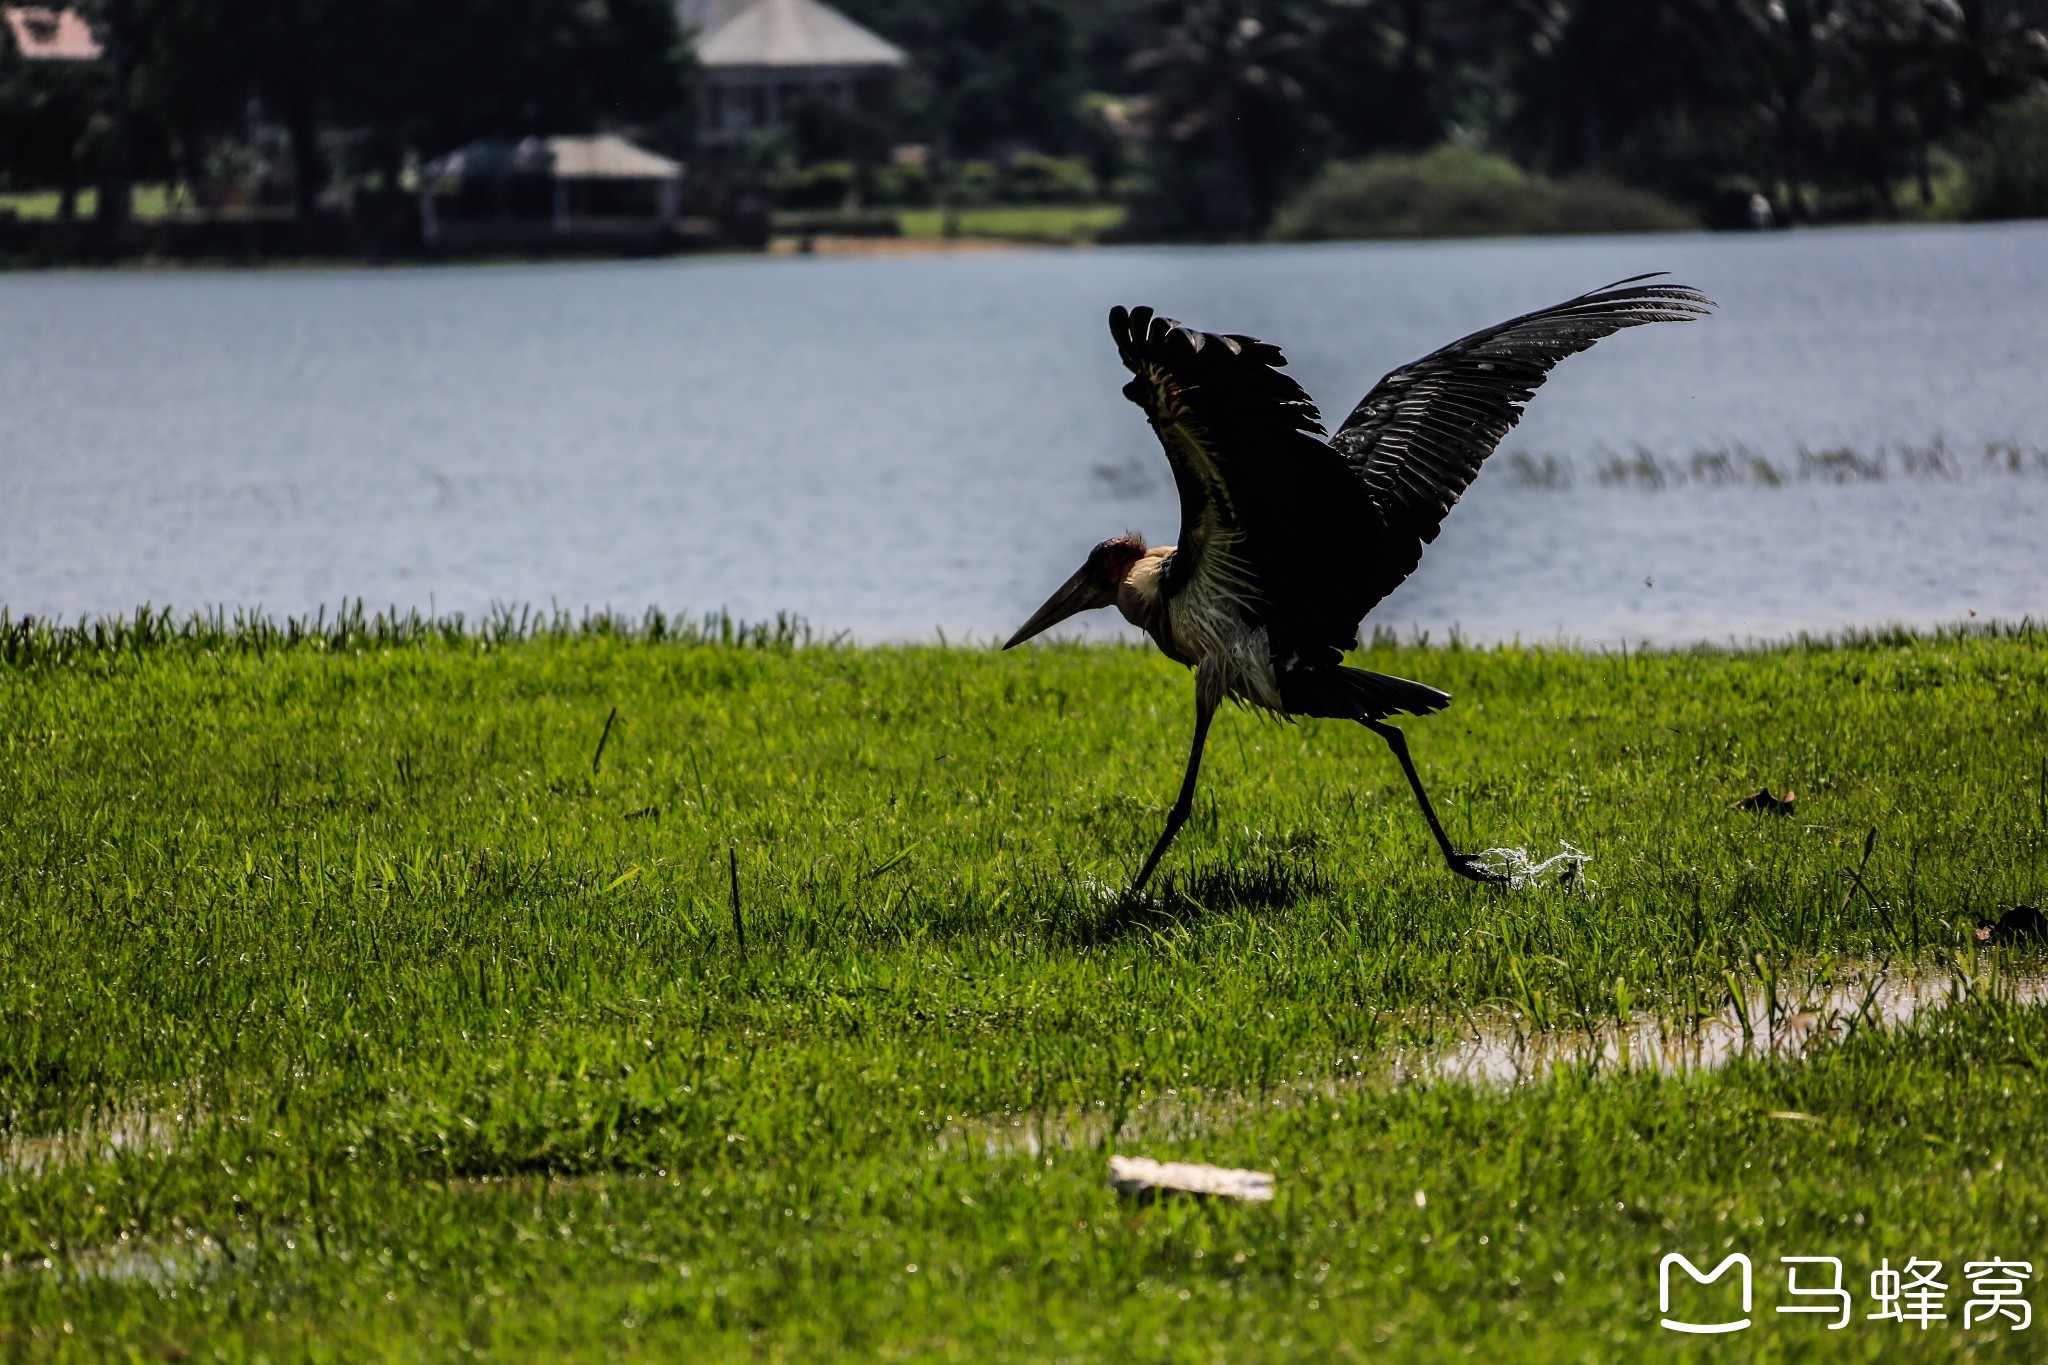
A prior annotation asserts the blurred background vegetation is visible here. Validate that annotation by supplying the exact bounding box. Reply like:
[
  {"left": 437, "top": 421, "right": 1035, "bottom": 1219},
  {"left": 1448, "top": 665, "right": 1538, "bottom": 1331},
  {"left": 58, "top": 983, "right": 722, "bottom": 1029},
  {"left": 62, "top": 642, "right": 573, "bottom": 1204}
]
[{"left": 3, "top": 0, "right": 2047, "bottom": 244}]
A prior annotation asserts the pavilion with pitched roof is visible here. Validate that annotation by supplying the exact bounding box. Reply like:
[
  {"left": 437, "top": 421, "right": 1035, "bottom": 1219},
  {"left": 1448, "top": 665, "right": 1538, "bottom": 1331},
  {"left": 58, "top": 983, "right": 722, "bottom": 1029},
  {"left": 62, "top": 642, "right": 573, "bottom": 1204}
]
[{"left": 679, "top": 0, "right": 905, "bottom": 148}]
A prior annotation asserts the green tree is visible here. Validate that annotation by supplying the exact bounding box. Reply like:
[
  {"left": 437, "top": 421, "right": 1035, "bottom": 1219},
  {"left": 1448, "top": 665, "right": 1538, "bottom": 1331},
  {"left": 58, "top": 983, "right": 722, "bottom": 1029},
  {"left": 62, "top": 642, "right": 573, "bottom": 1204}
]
[
  {"left": 839, "top": 0, "right": 1086, "bottom": 156},
  {"left": 130, "top": 0, "right": 689, "bottom": 216},
  {"left": 1128, "top": 0, "right": 1317, "bottom": 238}
]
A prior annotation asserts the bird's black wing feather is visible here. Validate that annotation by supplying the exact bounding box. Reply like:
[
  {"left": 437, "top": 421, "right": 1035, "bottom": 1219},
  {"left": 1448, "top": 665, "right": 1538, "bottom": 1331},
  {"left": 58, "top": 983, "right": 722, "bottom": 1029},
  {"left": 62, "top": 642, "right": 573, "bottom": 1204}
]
[
  {"left": 1330, "top": 274, "right": 1711, "bottom": 615},
  {"left": 1108, "top": 304, "right": 1376, "bottom": 659}
]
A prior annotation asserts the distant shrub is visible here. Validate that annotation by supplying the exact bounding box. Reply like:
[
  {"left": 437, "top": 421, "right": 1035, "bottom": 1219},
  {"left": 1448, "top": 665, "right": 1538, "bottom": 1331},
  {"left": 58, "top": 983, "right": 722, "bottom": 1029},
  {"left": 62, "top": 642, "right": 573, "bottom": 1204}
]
[
  {"left": 954, "top": 159, "right": 1001, "bottom": 205},
  {"left": 1962, "top": 94, "right": 2048, "bottom": 220},
  {"left": 767, "top": 161, "right": 857, "bottom": 211},
  {"left": 1269, "top": 146, "right": 1697, "bottom": 241},
  {"left": 1000, "top": 153, "right": 1098, "bottom": 204},
  {"left": 869, "top": 158, "right": 933, "bottom": 206}
]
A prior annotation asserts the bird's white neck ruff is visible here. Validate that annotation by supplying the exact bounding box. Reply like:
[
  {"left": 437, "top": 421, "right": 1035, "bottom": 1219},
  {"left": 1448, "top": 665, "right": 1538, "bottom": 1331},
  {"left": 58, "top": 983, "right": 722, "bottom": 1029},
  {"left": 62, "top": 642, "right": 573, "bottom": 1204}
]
[
  {"left": 1170, "top": 537, "right": 1283, "bottom": 711},
  {"left": 1116, "top": 541, "right": 1282, "bottom": 710}
]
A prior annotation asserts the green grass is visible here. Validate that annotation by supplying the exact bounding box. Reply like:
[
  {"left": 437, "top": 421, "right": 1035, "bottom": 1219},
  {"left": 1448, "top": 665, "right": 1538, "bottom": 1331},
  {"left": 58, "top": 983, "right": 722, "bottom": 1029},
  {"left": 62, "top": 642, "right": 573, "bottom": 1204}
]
[
  {"left": 0, "top": 184, "right": 179, "bottom": 221},
  {"left": 897, "top": 203, "right": 1127, "bottom": 243},
  {"left": 3, "top": 607, "right": 2046, "bottom": 1360}
]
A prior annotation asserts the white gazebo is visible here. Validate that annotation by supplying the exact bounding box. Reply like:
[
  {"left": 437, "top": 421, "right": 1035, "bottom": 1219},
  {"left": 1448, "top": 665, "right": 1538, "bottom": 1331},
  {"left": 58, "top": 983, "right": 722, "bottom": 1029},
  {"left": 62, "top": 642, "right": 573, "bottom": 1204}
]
[{"left": 680, "top": 0, "right": 906, "bottom": 147}]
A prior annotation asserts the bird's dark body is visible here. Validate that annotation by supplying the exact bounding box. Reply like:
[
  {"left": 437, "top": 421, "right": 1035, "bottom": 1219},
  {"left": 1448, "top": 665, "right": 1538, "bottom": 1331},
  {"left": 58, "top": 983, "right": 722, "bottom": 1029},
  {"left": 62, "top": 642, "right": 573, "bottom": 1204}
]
[{"left": 1007, "top": 276, "right": 1712, "bottom": 892}]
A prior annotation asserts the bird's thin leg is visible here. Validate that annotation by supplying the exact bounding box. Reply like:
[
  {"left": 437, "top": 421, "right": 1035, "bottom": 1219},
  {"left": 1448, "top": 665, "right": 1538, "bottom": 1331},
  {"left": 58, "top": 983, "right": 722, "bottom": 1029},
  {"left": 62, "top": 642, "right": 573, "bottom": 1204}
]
[
  {"left": 1362, "top": 719, "right": 1507, "bottom": 886},
  {"left": 1129, "top": 660, "right": 1223, "bottom": 897}
]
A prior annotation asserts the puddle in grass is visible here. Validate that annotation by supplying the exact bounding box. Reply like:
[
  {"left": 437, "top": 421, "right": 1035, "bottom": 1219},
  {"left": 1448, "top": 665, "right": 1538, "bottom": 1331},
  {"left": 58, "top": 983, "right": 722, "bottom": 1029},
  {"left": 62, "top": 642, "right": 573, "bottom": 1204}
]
[
  {"left": 3, "top": 1099, "right": 304, "bottom": 1290},
  {"left": 0, "top": 1098, "right": 202, "bottom": 1176},
  {"left": 4, "top": 1229, "right": 267, "bottom": 1289},
  {"left": 1399, "top": 959, "right": 2048, "bottom": 1087},
  {"left": 942, "top": 959, "right": 2048, "bottom": 1159}
]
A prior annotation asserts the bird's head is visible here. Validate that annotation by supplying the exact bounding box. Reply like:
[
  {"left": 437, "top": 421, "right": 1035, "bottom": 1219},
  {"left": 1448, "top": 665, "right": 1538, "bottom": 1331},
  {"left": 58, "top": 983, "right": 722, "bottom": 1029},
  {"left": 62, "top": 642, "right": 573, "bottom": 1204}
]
[{"left": 1004, "top": 533, "right": 1147, "bottom": 649}]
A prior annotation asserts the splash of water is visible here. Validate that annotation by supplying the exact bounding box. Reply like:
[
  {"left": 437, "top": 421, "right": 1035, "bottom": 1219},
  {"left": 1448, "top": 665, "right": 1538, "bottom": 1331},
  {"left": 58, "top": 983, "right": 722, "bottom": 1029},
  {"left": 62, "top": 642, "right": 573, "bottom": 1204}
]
[{"left": 1472, "top": 842, "right": 1591, "bottom": 891}]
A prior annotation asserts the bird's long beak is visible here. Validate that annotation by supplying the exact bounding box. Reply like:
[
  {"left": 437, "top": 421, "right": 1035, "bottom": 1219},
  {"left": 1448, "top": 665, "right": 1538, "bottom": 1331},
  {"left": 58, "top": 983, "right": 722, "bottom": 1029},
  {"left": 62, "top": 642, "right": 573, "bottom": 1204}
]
[{"left": 1004, "top": 566, "right": 1099, "bottom": 649}]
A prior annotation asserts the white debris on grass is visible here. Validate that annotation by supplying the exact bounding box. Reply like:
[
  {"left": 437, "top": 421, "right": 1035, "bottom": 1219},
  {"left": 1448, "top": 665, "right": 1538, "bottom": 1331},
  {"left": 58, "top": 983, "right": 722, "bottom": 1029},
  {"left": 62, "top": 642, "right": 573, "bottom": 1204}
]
[
  {"left": 1109, "top": 1155, "right": 1274, "bottom": 1202},
  {"left": 1472, "top": 841, "right": 1592, "bottom": 890}
]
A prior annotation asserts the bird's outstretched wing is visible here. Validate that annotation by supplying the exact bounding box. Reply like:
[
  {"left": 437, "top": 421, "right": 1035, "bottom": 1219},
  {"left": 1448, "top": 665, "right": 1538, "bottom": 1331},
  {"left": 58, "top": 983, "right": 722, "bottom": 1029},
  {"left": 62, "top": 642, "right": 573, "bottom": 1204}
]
[
  {"left": 1109, "top": 304, "right": 1378, "bottom": 659},
  {"left": 1331, "top": 274, "right": 1712, "bottom": 614}
]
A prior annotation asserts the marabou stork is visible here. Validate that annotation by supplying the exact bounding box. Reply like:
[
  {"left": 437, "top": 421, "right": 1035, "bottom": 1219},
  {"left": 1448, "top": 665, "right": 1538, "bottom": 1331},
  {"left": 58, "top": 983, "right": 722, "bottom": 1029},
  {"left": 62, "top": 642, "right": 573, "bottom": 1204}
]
[{"left": 1004, "top": 275, "right": 1712, "bottom": 894}]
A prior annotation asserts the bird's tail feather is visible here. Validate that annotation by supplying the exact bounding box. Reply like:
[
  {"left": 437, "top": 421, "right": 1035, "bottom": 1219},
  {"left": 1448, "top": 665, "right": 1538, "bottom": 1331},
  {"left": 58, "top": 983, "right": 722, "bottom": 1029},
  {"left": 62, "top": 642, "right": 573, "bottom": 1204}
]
[{"left": 1282, "top": 666, "right": 1450, "bottom": 721}]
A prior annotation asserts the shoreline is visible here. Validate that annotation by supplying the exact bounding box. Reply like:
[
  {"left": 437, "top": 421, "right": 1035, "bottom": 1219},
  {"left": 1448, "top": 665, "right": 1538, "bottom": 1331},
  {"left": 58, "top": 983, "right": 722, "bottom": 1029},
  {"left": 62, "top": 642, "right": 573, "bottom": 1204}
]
[
  {"left": 767, "top": 233, "right": 1058, "bottom": 257},
  {"left": 0, "top": 232, "right": 1070, "bottom": 272},
  {"left": 10, "top": 215, "right": 2040, "bottom": 272}
]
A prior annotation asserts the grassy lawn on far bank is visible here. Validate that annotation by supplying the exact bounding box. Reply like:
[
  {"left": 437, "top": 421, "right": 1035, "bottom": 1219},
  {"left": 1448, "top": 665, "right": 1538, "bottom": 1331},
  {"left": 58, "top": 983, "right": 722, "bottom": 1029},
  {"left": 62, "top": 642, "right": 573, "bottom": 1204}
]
[
  {"left": 2, "top": 611, "right": 2045, "bottom": 1360},
  {"left": 0, "top": 185, "right": 179, "bottom": 221},
  {"left": 896, "top": 202, "right": 1127, "bottom": 243}
]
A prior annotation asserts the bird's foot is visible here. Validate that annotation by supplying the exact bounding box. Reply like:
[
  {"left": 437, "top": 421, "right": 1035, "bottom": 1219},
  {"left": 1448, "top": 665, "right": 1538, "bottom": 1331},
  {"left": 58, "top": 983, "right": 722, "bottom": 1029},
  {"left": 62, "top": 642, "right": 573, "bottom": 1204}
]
[{"left": 1448, "top": 852, "right": 1511, "bottom": 886}]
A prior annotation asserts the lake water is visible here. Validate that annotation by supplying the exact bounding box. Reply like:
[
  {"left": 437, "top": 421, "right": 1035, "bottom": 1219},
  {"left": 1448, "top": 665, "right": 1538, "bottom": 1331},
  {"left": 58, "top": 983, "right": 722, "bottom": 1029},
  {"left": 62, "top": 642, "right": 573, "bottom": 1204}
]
[{"left": 3, "top": 222, "right": 2045, "bottom": 647}]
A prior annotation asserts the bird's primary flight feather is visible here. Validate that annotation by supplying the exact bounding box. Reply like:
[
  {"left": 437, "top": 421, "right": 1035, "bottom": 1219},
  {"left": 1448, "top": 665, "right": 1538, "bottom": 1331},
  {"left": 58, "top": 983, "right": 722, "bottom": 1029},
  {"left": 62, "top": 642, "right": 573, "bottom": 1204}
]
[{"left": 1331, "top": 274, "right": 1712, "bottom": 614}]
